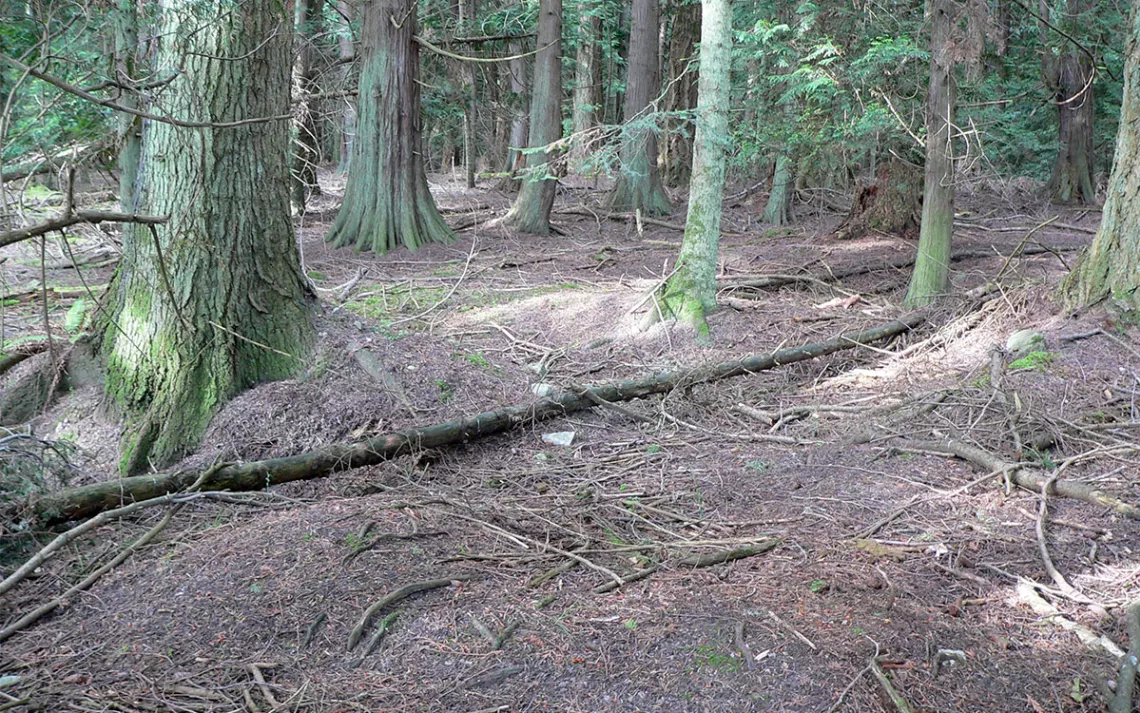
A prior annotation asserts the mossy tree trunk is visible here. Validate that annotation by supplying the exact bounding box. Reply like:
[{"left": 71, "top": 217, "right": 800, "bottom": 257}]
[
  {"left": 101, "top": 0, "right": 316, "bottom": 475},
  {"left": 501, "top": 0, "right": 562, "bottom": 235},
  {"left": 662, "top": 1, "right": 699, "bottom": 187},
  {"left": 112, "top": 0, "right": 141, "bottom": 213},
  {"left": 1062, "top": 5, "right": 1140, "bottom": 312},
  {"left": 292, "top": 0, "right": 323, "bottom": 213},
  {"left": 569, "top": 0, "right": 601, "bottom": 169},
  {"left": 762, "top": 153, "right": 794, "bottom": 225},
  {"left": 326, "top": 0, "right": 453, "bottom": 252},
  {"left": 905, "top": 0, "right": 957, "bottom": 307},
  {"left": 655, "top": 0, "right": 731, "bottom": 339},
  {"left": 607, "top": 0, "right": 671, "bottom": 216}
]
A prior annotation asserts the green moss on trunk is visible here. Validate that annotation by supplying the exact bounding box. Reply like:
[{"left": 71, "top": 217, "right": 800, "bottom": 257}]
[{"left": 101, "top": 0, "right": 315, "bottom": 474}]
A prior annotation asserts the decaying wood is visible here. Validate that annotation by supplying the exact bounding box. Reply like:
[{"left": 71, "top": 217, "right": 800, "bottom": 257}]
[
  {"left": 899, "top": 438, "right": 1140, "bottom": 519},
  {"left": 31, "top": 315, "right": 926, "bottom": 525},
  {"left": 0, "top": 342, "right": 48, "bottom": 377}
]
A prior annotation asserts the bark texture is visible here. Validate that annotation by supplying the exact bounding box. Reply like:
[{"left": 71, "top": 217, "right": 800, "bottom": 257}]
[
  {"left": 905, "top": 0, "right": 957, "bottom": 307},
  {"left": 36, "top": 314, "right": 925, "bottom": 526},
  {"left": 1062, "top": 5, "right": 1140, "bottom": 312},
  {"left": 662, "top": 1, "right": 699, "bottom": 187},
  {"left": 569, "top": 0, "right": 601, "bottom": 168},
  {"left": 336, "top": 0, "right": 357, "bottom": 173},
  {"left": 658, "top": 0, "right": 731, "bottom": 337},
  {"left": 501, "top": 0, "right": 562, "bottom": 234},
  {"left": 113, "top": 0, "right": 141, "bottom": 213},
  {"left": 608, "top": 0, "right": 671, "bottom": 216},
  {"left": 762, "top": 154, "right": 794, "bottom": 225},
  {"left": 1044, "top": 52, "right": 1096, "bottom": 205},
  {"left": 326, "top": 0, "right": 453, "bottom": 252},
  {"left": 101, "top": 0, "right": 315, "bottom": 474},
  {"left": 291, "top": 0, "right": 323, "bottom": 212}
]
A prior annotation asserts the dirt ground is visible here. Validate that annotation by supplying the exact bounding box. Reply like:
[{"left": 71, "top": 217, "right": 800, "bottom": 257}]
[{"left": 1, "top": 169, "right": 1138, "bottom": 712}]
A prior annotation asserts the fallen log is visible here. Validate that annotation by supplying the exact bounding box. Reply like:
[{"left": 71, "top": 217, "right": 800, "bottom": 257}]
[
  {"left": 720, "top": 244, "right": 1080, "bottom": 291},
  {"left": 30, "top": 314, "right": 926, "bottom": 525}
]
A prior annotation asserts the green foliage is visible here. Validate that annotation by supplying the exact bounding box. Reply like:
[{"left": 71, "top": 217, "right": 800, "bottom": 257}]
[
  {"left": 64, "top": 299, "right": 91, "bottom": 334},
  {"left": 1008, "top": 351, "right": 1057, "bottom": 371}
]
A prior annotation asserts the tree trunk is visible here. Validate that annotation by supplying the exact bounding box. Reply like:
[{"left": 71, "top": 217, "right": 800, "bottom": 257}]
[
  {"left": 762, "top": 154, "right": 794, "bottom": 225},
  {"left": 905, "top": 0, "right": 957, "bottom": 307},
  {"left": 655, "top": 0, "right": 731, "bottom": 339},
  {"left": 1045, "top": 52, "right": 1096, "bottom": 205},
  {"left": 101, "top": 0, "right": 316, "bottom": 474},
  {"left": 502, "top": 38, "right": 528, "bottom": 178},
  {"left": 1062, "top": 4, "right": 1140, "bottom": 312},
  {"left": 608, "top": 0, "right": 672, "bottom": 217},
  {"left": 569, "top": 0, "right": 601, "bottom": 169},
  {"left": 460, "top": 0, "right": 478, "bottom": 189},
  {"left": 112, "top": 0, "right": 141, "bottom": 213},
  {"left": 336, "top": 0, "right": 357, "bottom": 174},
  {"left": 501, "top": 0, "right": 562, "bottom": 235},
  {"left": 291, "top": 0, "right": 323, "bottom": 213},
  {"left": 662, "top": 1, "right": 699, "bottom": 187},
  {"left": 327, "top": 0, "right": 454, "bottom": 252}
]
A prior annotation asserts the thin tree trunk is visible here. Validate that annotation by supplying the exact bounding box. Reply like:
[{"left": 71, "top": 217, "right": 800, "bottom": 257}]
[
  {"left": 762, "top": 154, "right": 794, "bottom": 225},
  {"left": 570, "top": 0, "right": 601, "bottom": 169},
  {"left": 327, "top": 0, "right": 454, "bottom": 252},
  {"left": 662, "top": 1, "right": 699, "bottom": 187},
  {"left": 336, "top": 0, "right": 357, "bottom": 174},
  {"left": 292, "top": 0, "right": 322, "bottom": 213},
  {"left": 112, "top": 0, "right": 141, "bottom": 213},
  {"left": 654, "top": 0, "right": 731, "bottom": 339},
  {"left": 608, "top": 0, "right": 671, "bottom": 217},
  {"left": 905, "top": 0, "right": 957, "bottom": 307},
  {"left": 1062, "top": 3, "right": 1140, "bottom": 311},
  {"left": 503, "top": 39, "right": 528, "bottom": 177},
  {"left": 460, "top": 0, "right": 478, "bottom": 189},
  {"left": 101, "top": 0, "right": 316, "bottom": 474},
  {"left": 501, "top": 0, "right": 562, "bottom": 235}
]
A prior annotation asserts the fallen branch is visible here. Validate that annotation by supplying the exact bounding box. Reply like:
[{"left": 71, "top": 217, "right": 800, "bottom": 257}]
[
  {"left": 32, "top": 315, "right": 926, "bottom": 525},
  {"left": 0, "top": 210, "right": 168, "bottom": 250},
  {"left": 593, "top": 539, "right": 783, "bottom": 594},
  {"left": 870, "top": 657, "right": 916, "bottom": 713},
  {"left": 348, "top": 577, "right": 472, "bottom": 651},
  {"left": 1108, "top": 600, "right": 1140, "bottom": 713},
  {"left": 898, "top": 438, "right": 1140, "bottom": 520}
]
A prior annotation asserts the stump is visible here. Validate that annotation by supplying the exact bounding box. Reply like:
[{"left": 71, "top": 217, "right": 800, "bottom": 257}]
[{"left": 832, "top": 160, "right": 922, "bottom": 240}]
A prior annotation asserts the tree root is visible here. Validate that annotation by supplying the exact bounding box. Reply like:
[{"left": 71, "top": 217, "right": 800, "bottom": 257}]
[
  {"left": 593, "top": 539, "right": 782, "bottom": 594},
  {"left": 870, "top": 657, "right": 915, "bottom": 713},
  {"left": 32, "top": 314, "right": 927, "bottom": 526},
  {"left": 348, "top": 577, "right": 474, "bottom": 651}
]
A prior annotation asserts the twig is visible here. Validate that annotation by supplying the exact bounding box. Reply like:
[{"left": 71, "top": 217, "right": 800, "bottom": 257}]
[
  {"left": 869, "top": 657, "right": 915, "bottom": 713},
  {"left": 734, "top": 621, "right": 757, "bottom": 671},
  {"left": 825, "top": 643, "right": 878, "bottom": 713},
  {"left": 1036, "top": 474, "right": 1094, "bottom": 604},
  {"left": 248, "top": 664, "right": 280, "bottom": 708},
  {"left": 767, "top": 610, "right": 817, "bottom": 651},
  {"left": 348, "top": 577, "right": 473, "bottom": 651}
]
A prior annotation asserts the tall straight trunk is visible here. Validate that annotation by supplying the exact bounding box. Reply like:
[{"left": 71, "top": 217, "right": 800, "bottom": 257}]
[
  {"left": 327, "top": 0, "right": 453, "bottom": 252},
  {"left": 336, "top": 0, "right": 357, "bottom": 173},
  {"left": 102, "top": 0, "right": 315, "bottom": 474},
  {"left": 1045, "top": 52, "right": 1096, "bottom": 204},
  {"left": 501, "top": 0, "right": 562, "bottom": 235},
  {"left": 113, "top": 0, "right": 141, "bottom": 213},
  {"left": 292, "top": 0, "right": 322, "bottom": 213},
  {"left": 662, "top": 1, "right": 699, "bottom": 187},
  {"left": 460, "top": 0, "right": 478, "bottom": 189},
  {"left": 1062, "top": 4, "right": 1140, "bottom": 312},
  {"left": 608, "top": 0, "right": 671, "bottom": 217},
  {"left": 655, "top": 0, "right": 731, "bottom": 339},
  {"left": 569, "top": 0, "right": 601, "bottom": 168},
  {"left": 503, "top": 39, "right": 528, "bottom": 176},
  {"left": 905, "top": 0, "right": 957, "bottom": 307}
]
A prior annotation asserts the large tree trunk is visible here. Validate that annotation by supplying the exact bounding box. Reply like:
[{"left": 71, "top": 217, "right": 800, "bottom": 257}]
[
  {"left": 326, "top": 0, "right": 453, "bottom": 252},
  {"left": 905, "top": 0, "right": 957, "bottom": 307},
  {"left": 1062, "top": 4, "right": 1140, "bottom": 311},
  {"left": 608, "top": 0, "right": 671, "bottom": 217},
  {"left": 101, "top": 0, "right": 316, "bottom": 475},
  {"left": 112, "top": 0, "right": 141, "bottom": 213},
  {"left": 569, "top": 0, "right": 601, "bottom": 169},
  {"left": 655, "top": 0, "right": 731, "bottom": 339},
  {"left": 1044, "top": 51, "right": 1096, "bottom": 205},
  {"left": 291, "top": 0, "right": 323, "bottom": 213},
  {"left": 501, "top": 0, "right": 562, "bottom": 235},
  {"left": 662, "top": 1, "right": 699, "bottom": 187},
  {"left": 762, "top": 153, "right": 794, "bottom": 225}
]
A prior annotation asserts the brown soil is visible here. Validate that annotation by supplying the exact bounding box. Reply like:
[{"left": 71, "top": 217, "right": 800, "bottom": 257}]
[{"left": 0, "top": 171, "right": 1136, "bottom": 713}]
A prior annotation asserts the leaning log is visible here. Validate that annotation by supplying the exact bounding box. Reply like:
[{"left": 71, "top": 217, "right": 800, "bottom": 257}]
[{"left": 31, "top": 314, "right": 925, "bottom": 525}]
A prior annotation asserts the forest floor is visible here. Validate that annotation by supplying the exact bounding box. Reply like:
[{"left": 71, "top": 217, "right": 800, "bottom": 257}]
[{"left": 1, "top": 169, "right": 1138, "bottom": 712}]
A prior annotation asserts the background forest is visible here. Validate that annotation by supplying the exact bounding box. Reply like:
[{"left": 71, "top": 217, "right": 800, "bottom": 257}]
[{"left": 1, "top": 0, "right": 1140, "bottom": 711}]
